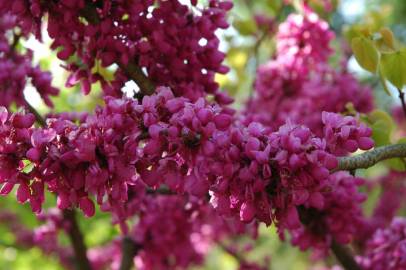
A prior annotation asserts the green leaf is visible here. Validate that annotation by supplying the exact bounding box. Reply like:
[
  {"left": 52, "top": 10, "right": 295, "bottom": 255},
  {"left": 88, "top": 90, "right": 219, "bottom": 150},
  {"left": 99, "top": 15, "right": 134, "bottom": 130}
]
[
  {"left": 368, "top": 110, "right": 395, "bottom": 147},
  {"left": 233, "top": 19, "right": 257, "bottom": 36},
  {"left": 385, "top": 137, "right": 406, "bottom": 171},
  {"left": 266, "top": 0, "right": 283, "bottom": 13},
  {"left": 378, "top": 68, "right": 392, "bottom": 96},
  {"left": 375, "top": 27, "right": 397, "bottom": 53},
  {"left": 380, "top": 28, "right": 395, "bottom": 49},
  {"left": 351, "top": 36, "right": 380, "bottom": 73},
  {"left": 380, "top": 49, "right": 406, "bottom": 89}
]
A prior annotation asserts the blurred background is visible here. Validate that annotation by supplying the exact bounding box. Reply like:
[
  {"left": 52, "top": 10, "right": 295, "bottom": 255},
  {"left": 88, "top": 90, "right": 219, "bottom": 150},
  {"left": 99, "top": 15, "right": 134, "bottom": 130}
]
[{"left": 1, "top": 0, "right": 405, "bottom": 269}]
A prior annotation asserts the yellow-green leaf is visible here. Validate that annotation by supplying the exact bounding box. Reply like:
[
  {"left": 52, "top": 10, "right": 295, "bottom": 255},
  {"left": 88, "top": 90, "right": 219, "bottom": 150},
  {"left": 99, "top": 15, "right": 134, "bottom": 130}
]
[
  {"left": 380, "top": 49, "right": 406, "bottom": 89},
  {"left": 380, "top": 27, "right": 395, "bottom": 49},
  {"left": 386, "top": 137, "right": 406, "bottom": 171},
  {"left": 368, "top": 110, "right": 395, "bottom": 147},
  {"left": 375, "top": 27, "right": 397, "bottom": 53},
  {"left": 378, "top": 68, "right": 392, "bottom": 96},
  {"left": 351, "top": 36, "right": 380, "bottom": 73},
  {"left": 233, "top": 19, "right": 257, "bottom": 36},
  {"left": 266, "top": 0, "right": 283, "bottom": 13}
]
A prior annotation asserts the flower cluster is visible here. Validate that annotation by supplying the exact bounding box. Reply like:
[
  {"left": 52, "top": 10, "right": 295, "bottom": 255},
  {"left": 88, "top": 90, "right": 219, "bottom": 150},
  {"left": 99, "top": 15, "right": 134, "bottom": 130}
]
[
  {"left": 0, "top": 208, "right": 72, "bottom": 268},
  {"left": 322, "top": 112, "right": 374, "bottom": 156},
  {"left": 135, "top": 88, "right": 234, "bottom": 197},
  {"left": 3, "top": 0, "right": 232, "bottom": 100},
  {"left": 0, "top": 14, "right": 58, "bottom": 109},
  {"left": 0, "top": 86, "right": 236, "bottom": 223},
  {"left": 1, "top": 88, "right": 374, "bottom": 248},
  {"left": 359, "top": 217, "right": 406, "bottom": 270},
  {"left": 269, "top": 123, "right": 338, "bottom": 232},
  {"left": 0, "top": 1, "right": 43, "bottom": 38},
  {"left": 245, "top": 10, "right": 373, "bottom": 136},
  {"left": 0, "top": 108, "right": 40, "bottom": 210},
  {"left": 289, "top": 172, "right": 367, "bottom": 256},
  {"left": 131, "top": 196, "right": 209, "bottom": 270},
  {"left": 369, "top": 172, "right": 406, "bottom": 230},
  {"left": 246, "top": 63, "right": 373, "bottom": 137},
  {"left": 276, "top": 8, "right": 334, "bottom": 71},
  {"left": 357, "top": 171, "right": 406, "bottom": 246},
  {"left": 85, "top": 194, "right": 260, "bottom": 270},
  {"left": 209, "top": 112, "right": 370, "bottom": 250},
  {"left": 208, "top": 122, "right": 274, "bottom": 225},
  {"left": 392, "top": 106, "right": 406, "bottom": 136},
  {"left": 203, "top": 112, "right": 370, "bottom": 255},
  {"left": 0, "top": 1, "right": 388, "bottom": 269}
]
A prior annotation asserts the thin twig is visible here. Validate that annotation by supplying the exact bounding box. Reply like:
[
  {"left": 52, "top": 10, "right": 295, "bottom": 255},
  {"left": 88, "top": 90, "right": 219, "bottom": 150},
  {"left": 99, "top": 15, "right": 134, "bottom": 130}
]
[
  {"left": 79, "top": 1, "right": 100, "bottom": 24},
  {"left": 397, "top": 88, "right": 406, "bottom": 119},
  {"left": 25, "top": 101, "right": 46, "bottom": 126},
  {"left": 119, "top": 237, "right": 141, "bottom": 270},
  {"left": 298, "top": 207, "right": 361, "bottom": 270},
  {"left": 335, "top": 143, "right": 406, "bottom": 171},
  {"left": 63, "top": 210, "right": 93, "bottom": 270},
  {"left": 331, "top": 240, "right": 362, "bottom": 270},
  {"left": 118, "top": 62, "right": 155, "bottom": 96}
]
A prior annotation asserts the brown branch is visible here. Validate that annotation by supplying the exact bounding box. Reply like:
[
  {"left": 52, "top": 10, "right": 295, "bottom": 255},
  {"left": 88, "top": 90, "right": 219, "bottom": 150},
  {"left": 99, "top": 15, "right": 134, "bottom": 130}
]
[
  {"left": 79, "top": 1, "right": 155, "bottom": 96},
  {"left": 24, "top": 103, "right": 92, "bottom": 270},
  {"left": 335, "top": 143, "right": 406, "bottom": 171},
  {"left": 63, "top": 210, "right": 93, "bottom": 270},
  {"left": 331, "top": 240, "right": 362, "bottom": 270},
  {"left": 79, "top": 2, "right": 100, "bottom": 24},
  {"left": 118, "top": 62, "right": 155, "bottom": 96},
  {"left": 297, "top": 207, "right": 361, "bottom": 270},
  {"left": 25, "top": 101, "right": 46, "bottom": 126},
  {"left": 397, "top": 88, "right": 406, "bottom": 119},
  {"left": 119, "top": 237, "right": 141, "bottom": 270}
]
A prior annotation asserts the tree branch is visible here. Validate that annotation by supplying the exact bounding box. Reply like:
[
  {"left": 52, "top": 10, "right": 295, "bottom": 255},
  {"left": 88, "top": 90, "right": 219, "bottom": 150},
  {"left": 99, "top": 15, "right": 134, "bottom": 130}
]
[
  {"left": 63, "top": 210, "right": 93, "bottom": 270},
  {"left": 331, "top": 240, "right": 362, "bottom": 270},
  {"left": 335, "top": 143, "right": 406, "bottom": 171},
  {"left": 25, "top": 101, "right": 46, "bottom": 126},
  {"left": 79, "top": 2, "right": 100, "bottom": 25},
  {"left": 118, "top": 63, "right": 155, "bottom": 96},
  {"left": 397, "top": 88, "right": 406, "bottom": 119},
  {"left": 24, "top": 103, "right": 92, "bottom": 270},
  {"left": 119, "top": 237, "right": 141, "bottom": 270},
  {"left": 80, "top": 1, "right": 155, "bottom": 96},
  {"left": 297, "top": 207, "right": 361, "bottom": 270}
]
